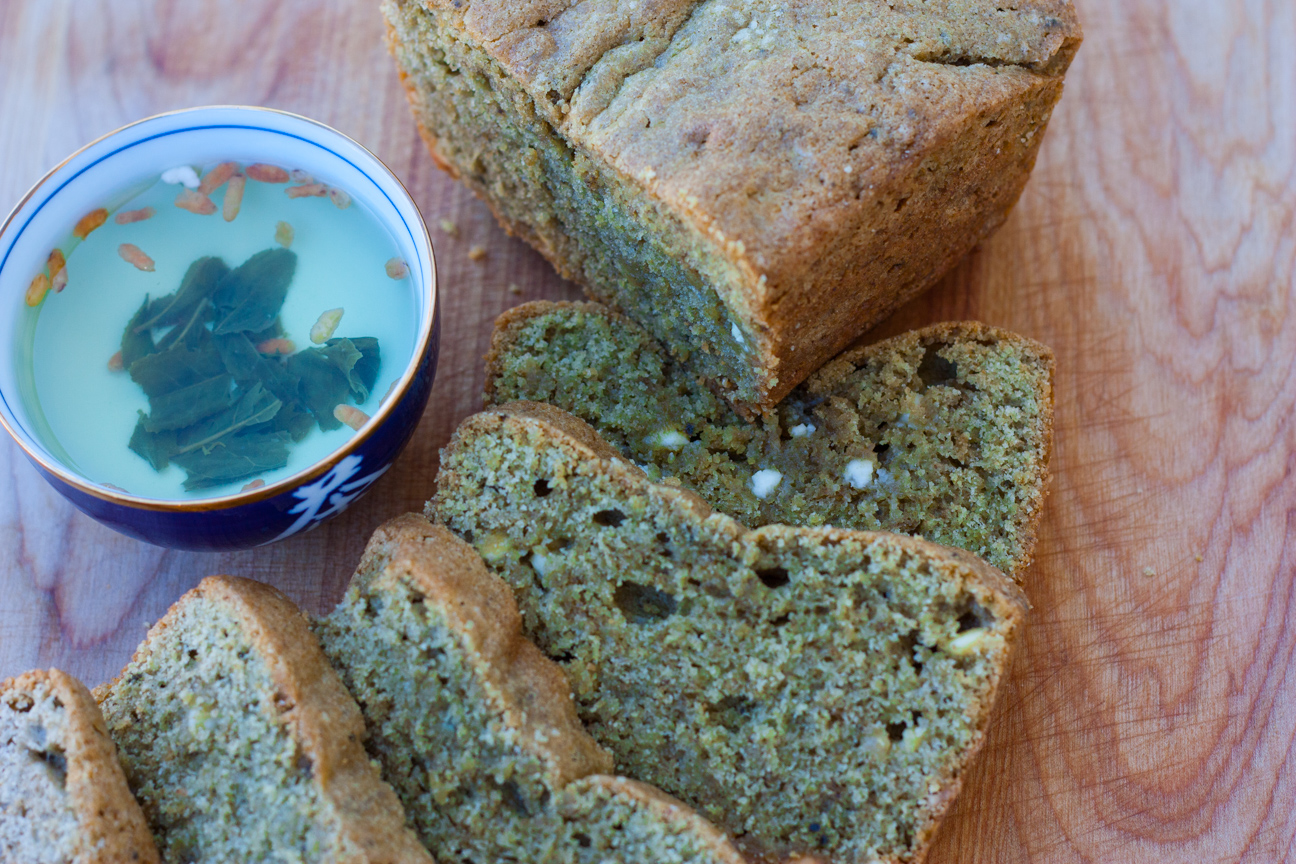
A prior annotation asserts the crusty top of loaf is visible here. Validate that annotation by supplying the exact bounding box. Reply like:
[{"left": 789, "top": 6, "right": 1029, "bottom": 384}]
[{"left": 420, "top": 0, "right": 1079, "bottom": 277}]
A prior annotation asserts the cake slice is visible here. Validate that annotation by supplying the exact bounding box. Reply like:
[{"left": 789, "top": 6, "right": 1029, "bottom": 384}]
[
  {"left": 485, "top": 301, "right": 1054, "bottom": 580},
  {"left": 95, "top": 576, "right": 432, "bottom": 864},
  {"left": 430, "top": 403, "right": 1028, "bottom": 864},
  {"left": 1, "top": 669, "right": 159, "bottom": 864},
  {"left": 385, "top": 0, "right": 1079, "bottom": 413},
  {"left": 315, "top": 513, "right": 748, "bottom": 864}
]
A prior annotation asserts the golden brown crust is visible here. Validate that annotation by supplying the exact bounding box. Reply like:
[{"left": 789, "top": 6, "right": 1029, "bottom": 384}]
[
  {"left": 355, "top": 513, "right": 615, "bottom": 783},
  {"left": 489, "top": 400, "right": 635, "bottom": 466},
  {"left": 98, "top": 577, "right": 433, "bottom": 864},
  {"left": 743, "top": 74, "right": 1072, "bottom": 409},
  {"left": 427, "top": 0, "right": 1081, "bottom": 272},
  {"left": 3, "top": 669, "right": 160, "bottom": 864},
  {"left": 397, "top": 0, "right": 1081, "bottom": 411}
]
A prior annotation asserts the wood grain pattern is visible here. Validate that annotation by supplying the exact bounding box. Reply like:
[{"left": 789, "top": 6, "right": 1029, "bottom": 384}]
[{"left": 1, "top": 1, "right": 1292, "bottom": 860}]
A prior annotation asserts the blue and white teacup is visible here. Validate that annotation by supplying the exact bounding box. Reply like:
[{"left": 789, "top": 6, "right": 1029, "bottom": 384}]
[{"left": 0, "top": 106, "right": 438, "bottom": 549}]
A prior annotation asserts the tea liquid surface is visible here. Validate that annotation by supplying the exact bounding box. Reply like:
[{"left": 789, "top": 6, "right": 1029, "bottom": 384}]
[{"left": 29, "top": 169, "right": 416, "bottom": 499}]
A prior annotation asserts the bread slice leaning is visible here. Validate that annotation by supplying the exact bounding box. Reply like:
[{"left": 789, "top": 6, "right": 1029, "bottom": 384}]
[
  {"left": 1, "top": 669, "right": 159, "bottom": 864},
  {"left": 315, "top": 513, "right": 749, "bottom": 864},
  {"left": 95, "top": 576, "right": 432, "bottom": 864},
  {"left": 430, "top": 402, "right": 1029, "bottom": 864},
  {"left": 484, "top": 301, "right": 1055, "bottom": 581}
]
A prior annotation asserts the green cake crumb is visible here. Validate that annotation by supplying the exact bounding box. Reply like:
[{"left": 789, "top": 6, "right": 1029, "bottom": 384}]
[
  {"left": 431, "top": 403, "right": 1028, "bottom": 864},
  {"left": 315, "top": 515, "right": 747, "bottom": 864},
  {"left": 485, "top": 302, "right": 1054, "bottom": 579}
]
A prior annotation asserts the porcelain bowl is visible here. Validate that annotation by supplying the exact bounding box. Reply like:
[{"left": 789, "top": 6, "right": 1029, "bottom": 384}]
[{"left": 0, "top": 106, "right": 438, "bottom": 549}]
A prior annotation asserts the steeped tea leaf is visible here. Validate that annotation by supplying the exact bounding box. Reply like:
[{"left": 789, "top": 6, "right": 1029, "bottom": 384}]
[
  {"left": 110, "top": 238, "right": 383, "bottom": 494},
  {"left": 212, "top": 248, "right": 296, "bottom": 335},
  {"left": 287, "top": 339, "right": 362, "bottom": 430},
  {"left": 215, "top": 331, "right": 304, "bottom": 412},
  {"left": 248, "top": 318, "right": 283, "bottom": 345},
  {"left": 175, "top": 383, "right": 282, "bottom": 455},
  {"left": 136, "top": 256, "right": 228, "bottom": 332},
  {"left": 174, "top": 432, "right": 291, "bottom": 490},
  {"left": 121, "top": 297, "right": 157, "bottom": 367},
  {"left": 288, "top": 357, "right": 349, "bottom": 430},
  {"left": 154, "top": 298, "right": 213, "bottom": 352},
  {"left": 256, "top": 359, "right": 304, "bottom": 409},
  {"left": 128, "top": 414, "right": 177, "bottom": 471},
  {"left": 333, "top": 336, "right": 380, "bottom": 402},
  {"left": 129, "top": 342, "right": 225, "bottom": 397},
  {"left": 272, "top": 401, "right": 315, "bottom": 442},
  {"left": 143, "top": 374, "right": 233, "bottom": 432},
  {"left": 214, "top": 331, "right": 262, "bottom": 381},
  {"left": 318, "top": 338, "right": 363, "bottom": 379}
]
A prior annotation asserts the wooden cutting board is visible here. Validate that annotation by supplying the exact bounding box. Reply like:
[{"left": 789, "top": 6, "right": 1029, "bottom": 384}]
[{"left": 1, "top": 1, "right": 1291, "bottom": 860}]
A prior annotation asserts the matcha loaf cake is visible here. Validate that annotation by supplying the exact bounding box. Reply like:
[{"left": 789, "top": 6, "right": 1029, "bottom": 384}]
[
  {"left": 316, "top": 513, "right": 749, "bottom": 864},
  {"left": 96, "top": 576, "right": 432, "bottom": 864},
  {"left": 430, "top": 403, "right": 1028, "bottom": 864},
  {"left": 486, "top": 301, "right": 1055, "bottom": 580},
  {"left": 1, "top": 669, "right": 159, "bottom": 864},
  {"left": 385, "top": 0, "right": 1080, "bottom": 414}
]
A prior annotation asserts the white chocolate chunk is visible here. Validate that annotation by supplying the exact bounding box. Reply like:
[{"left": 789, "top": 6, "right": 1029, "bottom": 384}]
[
  {"left": 478, "top": 531, "right": 513, "bottom": 564},
  {"left": 649, "top": 430, "right": 688, "bottom": 449},
  {"left": 946, "top": 628, "right": 988, "bottom": 656},
  {"left": 860, "top": 728, "right": 892, "bottom": 758},
  {"left": 844, "top": 459, "right": 875, "bottom": 489},
  {"left": 750, "top": 469, "right": 782, "bottom": 499}
]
